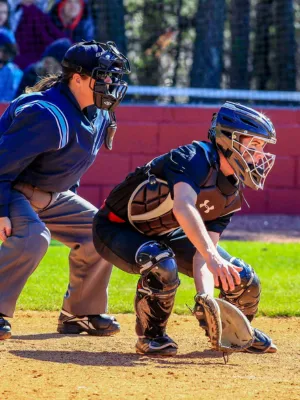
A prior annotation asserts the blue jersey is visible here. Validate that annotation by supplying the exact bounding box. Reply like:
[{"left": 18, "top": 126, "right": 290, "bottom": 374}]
[{"left": 0, "top": 82, "right": 109, "bottom": 217}]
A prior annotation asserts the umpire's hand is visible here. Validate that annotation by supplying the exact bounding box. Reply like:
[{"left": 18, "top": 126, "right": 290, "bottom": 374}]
[{"left": 0, "top": 217, "right": 12, "bottom": 241}]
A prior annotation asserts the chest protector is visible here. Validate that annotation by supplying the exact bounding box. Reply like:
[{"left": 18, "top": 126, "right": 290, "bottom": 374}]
[{"left": 128, "top": 142, "right": 242, "bottom": 236}]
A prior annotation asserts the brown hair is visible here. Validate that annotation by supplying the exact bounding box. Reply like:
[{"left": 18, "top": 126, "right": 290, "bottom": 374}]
[{"left": 25, "top": 68, "right": 89, "bottom": 93}]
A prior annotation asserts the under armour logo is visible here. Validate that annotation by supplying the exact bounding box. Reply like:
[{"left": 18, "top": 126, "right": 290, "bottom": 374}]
[{"left": 199, "top": 200, "right": 215, "bottom": 214}]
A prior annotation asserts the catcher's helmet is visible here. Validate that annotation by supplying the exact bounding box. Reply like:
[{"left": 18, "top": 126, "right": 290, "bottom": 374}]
[
  {"left": 61, "top": 40, "right": 131, "bottom": 111},
  {"left": 208, "top": 102, "right": 276, "bottom": 190}
]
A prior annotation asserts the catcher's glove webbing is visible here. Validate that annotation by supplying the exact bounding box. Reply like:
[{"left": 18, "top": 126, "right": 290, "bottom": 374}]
[{"left": 194, "top": 293, "right": 255, "bottom": 355}]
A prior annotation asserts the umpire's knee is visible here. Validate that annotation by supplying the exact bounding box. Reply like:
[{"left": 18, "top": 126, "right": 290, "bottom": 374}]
[
  {"left": 70, "top": 239, "right": 103, "bottom": 266},
  {"left": 23, "top": 222, "right": 51, "bottom": 262}
]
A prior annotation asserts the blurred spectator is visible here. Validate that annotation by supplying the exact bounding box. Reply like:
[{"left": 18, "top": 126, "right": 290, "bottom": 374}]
[
  {"left": 0, "top": 0, "right": 11, "bottom": 29},
  {"left": 16, "top": 37, "right": 72, "bottom": 96},
  {"left": 0, "top": 28, "right": 23, "bottom": 101},
  {"left": 49, "top": 0, "right": 94, "bottom": 42},
  {"left": 34, "top": 0, "right": 50, "bottom": 12},
  {"left": 8, "top": 0, "right": 50, "bottom": 15},
  {"left": 13, "top": 0, "right": 65, "bottom": 70}
]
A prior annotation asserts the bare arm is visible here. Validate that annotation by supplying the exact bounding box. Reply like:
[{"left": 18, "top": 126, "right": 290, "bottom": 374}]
[
  {"left": 193, "top": 232, "right": 220, "bottom": 296},
  {"left": 173, "top": 182, "right": 241, "bottom": 291}
]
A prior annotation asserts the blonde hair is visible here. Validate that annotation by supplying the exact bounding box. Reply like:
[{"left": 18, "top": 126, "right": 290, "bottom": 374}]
[{"left": 25, "top": 69, "right": 89, "bottom": 93}]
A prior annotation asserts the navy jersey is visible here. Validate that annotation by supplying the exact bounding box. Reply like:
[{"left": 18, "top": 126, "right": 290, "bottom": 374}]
[
  {"left": 105, "top": 141, "right": 242, "bottom": 235},
  {"left": 0, "top": 82, "right": 109, "bottom": 216}
]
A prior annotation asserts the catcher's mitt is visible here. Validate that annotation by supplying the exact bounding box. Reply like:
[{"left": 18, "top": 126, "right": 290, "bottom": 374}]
[{"left": 194, "top": 293, "right": 254, "bottom": 354}]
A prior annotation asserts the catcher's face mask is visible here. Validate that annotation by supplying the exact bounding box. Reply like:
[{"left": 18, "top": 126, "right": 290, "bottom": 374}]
[
  {"left": 228, "top": 133, "right": 276, "bottom": 190},
  {"left": 208, "top": 101, "right": 276, "bottom": 190}
]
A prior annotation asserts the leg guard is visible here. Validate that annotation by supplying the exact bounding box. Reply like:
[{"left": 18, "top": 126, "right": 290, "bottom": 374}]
[
  {"left": 217, "top": 246, "right": 261, "bottom": 322},
  {"left": 134, "top": 241, "right": 180, "bottom": 339}
]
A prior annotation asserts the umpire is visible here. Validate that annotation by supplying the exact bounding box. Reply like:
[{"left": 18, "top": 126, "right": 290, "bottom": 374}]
[{"left": 0, "top": 40, "right": 130, "bottom": 339}]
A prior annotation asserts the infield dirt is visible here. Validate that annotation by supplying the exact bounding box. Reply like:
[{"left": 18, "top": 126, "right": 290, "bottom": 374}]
[{"left": 0, "top": 312, "right": 299, "bottom": 400}]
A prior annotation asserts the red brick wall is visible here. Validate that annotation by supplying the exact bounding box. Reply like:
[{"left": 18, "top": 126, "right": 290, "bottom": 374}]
[{"left": 1, "top": 103, "right": 299, "bottom": 214}]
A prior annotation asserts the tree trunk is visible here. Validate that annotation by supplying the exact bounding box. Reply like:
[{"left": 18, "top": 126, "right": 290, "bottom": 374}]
[
  {"left": 90, "top": 0, "right": 127, "bottom": 55},
  {"left": 137, "top": 1, "right": 165, "bottom": 86},
  {"left": 190, "top": 0, "right": 226, "bottom": 89},
  {"left": 229, "top": 0, "right": 250, "bottom": 89},
  {"left": 273, "top": 0, "right": 296, "bottom": 91},
  {"left": 253, "top": 0, "right": 273, "bottom": 90},
  {"left": 172, "top": 0, "right": 184, "bottom": 87}
]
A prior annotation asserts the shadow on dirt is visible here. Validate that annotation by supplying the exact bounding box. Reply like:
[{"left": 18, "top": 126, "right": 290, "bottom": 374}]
[
  {"left": 12, "top": 333, "right": 65, "bottom": 340},
  {"left": 10, "top": 349, "right": 231, "bottom": 367}
]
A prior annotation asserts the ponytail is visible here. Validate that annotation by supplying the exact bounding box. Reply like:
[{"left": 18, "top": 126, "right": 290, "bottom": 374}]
[
  {"left": 24, "top": 67, "right": 88, "bottom": 94},
  {"left": 25, "top": 74, "right": 62, "bottom": 93}
]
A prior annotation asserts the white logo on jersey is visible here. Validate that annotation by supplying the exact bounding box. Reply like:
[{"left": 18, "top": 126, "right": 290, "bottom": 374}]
[{"left": 199, "top": 200, "right": 215, "bottom": 214}]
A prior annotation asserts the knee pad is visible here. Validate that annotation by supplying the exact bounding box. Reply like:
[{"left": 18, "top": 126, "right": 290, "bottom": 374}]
[
  {"left": 135, "top": 241, "right": 180, "bottom": 295},
  {"left": 220, "top": 257, "right": 261, "bottom": 320}
]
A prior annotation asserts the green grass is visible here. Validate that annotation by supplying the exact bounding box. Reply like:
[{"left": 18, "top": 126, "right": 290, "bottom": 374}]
[{"left": 16, "top": 241, "right": 300, "bottom": 317}]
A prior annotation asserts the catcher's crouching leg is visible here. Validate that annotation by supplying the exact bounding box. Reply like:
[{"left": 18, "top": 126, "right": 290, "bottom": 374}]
[
  {"left": 134, "top": 242, "right": 180, "bottom": 356},
  {"left": 217, "top": 246, "right": 277, "bottom": 353}
]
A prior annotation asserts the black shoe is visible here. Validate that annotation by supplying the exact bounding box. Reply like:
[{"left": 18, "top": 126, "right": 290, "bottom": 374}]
[
  {"left": 0, "top": 316, "right": 11, "bottom": 340},
  {"left": 57, "top": 310, "right": 120, "bottom": 336},
  {"left": 244, "top": 328, "right": 277, "bottom": 353},
  {"left": 136, "top": 335, "right": 178, "bottom": 357}
]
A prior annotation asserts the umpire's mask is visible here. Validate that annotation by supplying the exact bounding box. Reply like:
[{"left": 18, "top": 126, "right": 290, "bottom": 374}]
[{"left": 62, "top": 40, "right": 131, "bottom": 111}]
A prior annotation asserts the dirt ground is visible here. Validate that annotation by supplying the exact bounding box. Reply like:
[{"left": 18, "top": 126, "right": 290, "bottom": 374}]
[
  {"left": 0, "top": 313, "right": 299, "bottom": 400},
  {"left": 1, "top": 215, "right": 299, "bottom": 400},
  {"left": 222, "top": 215, "right": 300, "bottom": 243}
]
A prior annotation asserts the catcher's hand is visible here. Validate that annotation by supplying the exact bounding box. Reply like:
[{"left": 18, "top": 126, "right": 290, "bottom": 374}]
[{"left": 194, "top": 293, "right": 254, "bottom": 353}]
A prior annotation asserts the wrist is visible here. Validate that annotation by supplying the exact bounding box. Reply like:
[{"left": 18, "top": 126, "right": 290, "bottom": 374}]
[{"left": 203, "top": 248, "right": 218, "bottom": 264}]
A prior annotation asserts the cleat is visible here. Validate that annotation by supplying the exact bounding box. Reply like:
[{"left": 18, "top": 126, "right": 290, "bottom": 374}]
[
  {"left": 57, "top": 310, "right": 120, "bottom": 336},
  {"left": 136, "top": 335, "right": 178, "bottom": 357},
  {"left": 244, "top": 328, "right": 277, "bottom": 354},
  {"left": 0, "top": 316, "right": 11, "bottom": 340}
]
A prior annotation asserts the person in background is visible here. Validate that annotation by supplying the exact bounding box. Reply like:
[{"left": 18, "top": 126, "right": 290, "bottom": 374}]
[
  {"left": 0, "top": 0, "right": 11, "bottom": 30},
  {"left": 49, "top": 0, "right": 94, "bottom": 43},
  {"left": 13, "top": 0, "right": 65, "bottom": 70},
  {"left": 0, "top": 28, "right": 23, "bottom": 101},
  {"left": 8, "top": 0, "right": 49, "bottom": 15},
  {"left": 16, "top": 37, "right": 72, "bottom": 96}
]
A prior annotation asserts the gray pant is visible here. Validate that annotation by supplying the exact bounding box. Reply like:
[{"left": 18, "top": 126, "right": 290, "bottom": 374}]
[{"left": 0, "top": 190, "right": 113, "bottom": 317}]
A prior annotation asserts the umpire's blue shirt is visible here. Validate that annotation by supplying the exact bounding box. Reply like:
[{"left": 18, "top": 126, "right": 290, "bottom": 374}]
[{"left": 0, "top": 82, "right": 109, "bottom": 217}]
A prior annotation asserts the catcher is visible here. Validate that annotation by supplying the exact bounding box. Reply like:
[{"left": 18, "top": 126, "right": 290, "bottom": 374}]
[{"left": 93, "top": 102, "right": 277, "bottom": 356}]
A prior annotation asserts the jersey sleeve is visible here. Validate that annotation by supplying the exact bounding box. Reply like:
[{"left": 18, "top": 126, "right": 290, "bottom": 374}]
[
  {"left": 0, "top": 101, "right": 68, "bottom": 216},
  {"left": 205, "top": 212, "right": 234, "bottom": 235},
  {"left": 163, "top": 143, "right": 211, "bottom": 197}
]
